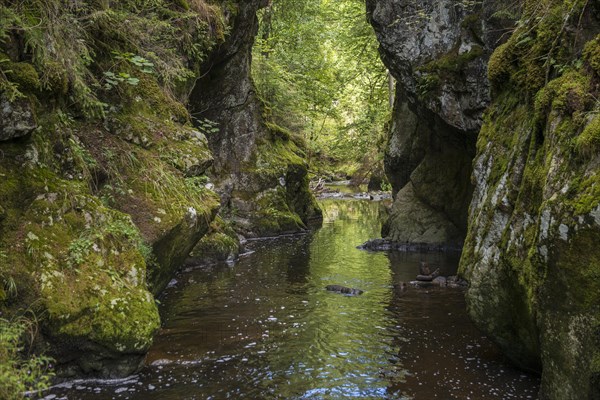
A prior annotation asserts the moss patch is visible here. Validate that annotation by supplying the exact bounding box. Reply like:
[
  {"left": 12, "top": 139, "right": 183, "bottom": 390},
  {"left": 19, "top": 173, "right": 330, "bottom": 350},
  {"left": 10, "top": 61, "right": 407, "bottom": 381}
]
[
  {"left": 190, "top": 216, "right": 241, "bottom": 263},
  {"left": 233, "top": 135, "right": 322, "bottom": 236}
]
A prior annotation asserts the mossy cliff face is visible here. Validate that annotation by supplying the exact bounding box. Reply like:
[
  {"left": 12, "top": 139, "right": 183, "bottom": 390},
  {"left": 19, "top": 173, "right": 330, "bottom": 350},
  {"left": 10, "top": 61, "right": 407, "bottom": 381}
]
[
  {"left": 0, "top": 0, "right": 230, "bottom": 377},
  {"left": 458, "top": 1, "right": 600, "bottom": 398},
  {"left": 367, "top": 0, "right": 515, "bottom": 246},
  {"left": 190, "top": 1, "right": 322, "bottom": 237},
  {"left": 370, "top": 0, "right": 600, "bottom": 397}
]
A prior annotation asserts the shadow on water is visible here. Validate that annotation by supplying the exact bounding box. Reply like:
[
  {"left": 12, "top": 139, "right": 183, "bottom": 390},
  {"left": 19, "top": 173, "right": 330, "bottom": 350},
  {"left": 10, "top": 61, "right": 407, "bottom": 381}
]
[{"left": 46, "top": 198, "right": 540, "bottom": 400}]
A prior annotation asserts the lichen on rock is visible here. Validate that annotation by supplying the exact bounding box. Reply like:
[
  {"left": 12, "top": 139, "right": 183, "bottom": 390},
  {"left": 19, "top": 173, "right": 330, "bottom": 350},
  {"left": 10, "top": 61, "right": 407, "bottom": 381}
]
[
  {"left": 370, "top": 0, "right": 600, "bottom": 397},
  {"left": 458, "top": 2, "right": 600, "bottom": 398},
  {"left": 190, "top": 0, "right": 322, "bottom": 237}
]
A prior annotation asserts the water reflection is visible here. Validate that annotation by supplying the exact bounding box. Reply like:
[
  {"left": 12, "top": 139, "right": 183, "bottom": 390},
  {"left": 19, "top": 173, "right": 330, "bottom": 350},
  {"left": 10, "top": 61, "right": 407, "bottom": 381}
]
[{"left": 45, "top": 199, "right": 539, "bottom": 399}]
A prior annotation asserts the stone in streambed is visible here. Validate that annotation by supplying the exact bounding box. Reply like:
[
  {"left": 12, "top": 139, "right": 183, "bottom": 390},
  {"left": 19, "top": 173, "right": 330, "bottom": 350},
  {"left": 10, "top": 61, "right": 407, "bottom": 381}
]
[{"left": 325, "top": 285, "right": 364, "bottom": 296}]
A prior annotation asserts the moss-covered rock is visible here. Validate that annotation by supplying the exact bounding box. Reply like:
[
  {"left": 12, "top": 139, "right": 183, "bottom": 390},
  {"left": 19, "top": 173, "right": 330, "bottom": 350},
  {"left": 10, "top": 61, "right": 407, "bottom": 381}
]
[
  {"left": 0, "top": 0, "right": 316, "bottom": 380},
  {"left": 223, "top": 137, "right": 322, "bottom": 237},
  {"left": 0, "top": 156, "right": 160, "bottom": 375},
  {"left": 583, "top": 34, "right": 600, "bottom": 75},
  {"left": 189, "top": 216, "right": 241, "bottom": 263},
  {"left": 4, "top": 61, "right": 40, "bottom": 92},
  {"left": 0, "top": 100, "right": 220, "bottom": 374},
  {"left": 0, "top": 0, "right": 235, "bottom": 377},
  {"left": 189, "top": 0, "right": 322, "bottom": 238},
  {"left": 460, "top": 3, "right": 600, "bottom": 396},
  {"left": 371, "top": 0, "right": 599, "bottom": 397}
]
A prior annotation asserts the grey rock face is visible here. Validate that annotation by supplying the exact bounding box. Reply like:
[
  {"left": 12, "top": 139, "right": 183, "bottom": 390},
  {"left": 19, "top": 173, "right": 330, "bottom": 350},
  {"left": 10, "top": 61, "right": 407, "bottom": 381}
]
[
  {"left": 0, "top": 95, "right": 37, "bottom": 141},
  {"left": 190, "top": 0, "right": 321, "bottom": 234},
  {"left": 367, "top": 0, "right": 493, "bottom": 132},
  {"left": 191, "top": 1, "right": 267, "bottom": 173},
  {"left": 366, "top": 0, "right": 507, "bottom": 246}
]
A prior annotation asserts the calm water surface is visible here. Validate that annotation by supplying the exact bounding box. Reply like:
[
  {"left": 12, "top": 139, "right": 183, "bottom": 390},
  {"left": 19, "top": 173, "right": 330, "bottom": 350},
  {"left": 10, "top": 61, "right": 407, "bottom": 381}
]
[{"left": 47, "top": 199, "right": 540, "bottom": 399}]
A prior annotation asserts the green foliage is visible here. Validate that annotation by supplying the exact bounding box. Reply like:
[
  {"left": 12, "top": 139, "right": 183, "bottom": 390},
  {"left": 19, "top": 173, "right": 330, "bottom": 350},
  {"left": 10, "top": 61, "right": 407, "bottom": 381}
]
[
  {"left": 252, "top": 0, "right": 390, "bottom": 172},
  {"left": 102, "top": 71, "right": 140, "bottom": 90},
  {"left": 0, "top": 0, "right": 227, "bottom": 117},
  {"left": 194, "top": 117, "right": 220, "bottom": 136},
  {"left": 487, "top": 0, "right": 589, "bottom": 94},
  {"left": 0, "top": 317, "right": 53, "bottom": 400}
]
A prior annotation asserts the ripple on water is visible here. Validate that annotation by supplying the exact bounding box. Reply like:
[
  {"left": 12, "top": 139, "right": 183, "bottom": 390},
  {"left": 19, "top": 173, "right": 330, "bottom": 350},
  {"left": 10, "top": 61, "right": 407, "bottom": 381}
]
[{"left": 45, "top": 199, "right": 540, "bottom": 400}]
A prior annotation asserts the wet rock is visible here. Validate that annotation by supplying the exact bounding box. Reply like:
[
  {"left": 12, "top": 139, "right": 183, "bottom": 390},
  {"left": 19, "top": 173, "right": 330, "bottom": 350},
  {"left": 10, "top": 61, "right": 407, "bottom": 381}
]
[
  {"left": 358, "top": 238, "right": 462, "bottom": 252},
  {"left": 446, "top": 276, "right": 468, "bottom": 288},
  {"left": 0, "top": 95, "right": 37, "bottom": 141},
  {"left": 317, "top": 191, "right": 345, "bottom": 199},
  {"left": 325, "top": 285, "right": 364, "bottom": 296},
  {"left": 416, "top": 268, "right": 440, "bottom": 282},
  {"left": 352, "top": 192, "right": 371, "bottom": 200},
  {"left": 432, "top": 276, "right": 447, "bottom": 287},
  {"left": 409, "top": 275, "right": 464, "bottom": 290}
]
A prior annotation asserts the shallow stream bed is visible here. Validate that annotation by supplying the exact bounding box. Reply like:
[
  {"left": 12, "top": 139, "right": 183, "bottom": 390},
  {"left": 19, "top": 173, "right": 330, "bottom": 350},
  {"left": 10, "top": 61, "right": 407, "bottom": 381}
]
[{"left": 46, "top": 199, "right": 540, "bottom": 399}]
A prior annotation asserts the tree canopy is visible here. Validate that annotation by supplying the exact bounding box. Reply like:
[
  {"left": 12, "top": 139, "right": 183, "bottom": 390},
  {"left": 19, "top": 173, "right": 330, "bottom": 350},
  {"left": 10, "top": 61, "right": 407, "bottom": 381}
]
[{"left": 252, "top": 0, "right": 391, "bottom": 178}]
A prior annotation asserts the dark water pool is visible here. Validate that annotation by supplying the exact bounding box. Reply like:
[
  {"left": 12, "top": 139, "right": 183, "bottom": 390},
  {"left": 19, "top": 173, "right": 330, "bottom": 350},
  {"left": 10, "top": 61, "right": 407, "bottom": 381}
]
[{"left": 45, "top": 199, "right": 540, "bottom": 399}]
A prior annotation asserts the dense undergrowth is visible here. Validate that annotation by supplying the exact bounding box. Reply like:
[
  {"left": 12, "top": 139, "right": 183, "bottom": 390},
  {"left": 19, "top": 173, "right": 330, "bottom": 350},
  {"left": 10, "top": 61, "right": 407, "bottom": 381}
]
[
  {"left": 0, "top": 316, "right": 53, "bottom": 399},
  {"left": 0, "top": 0, "right": 228, "bottom": 116}
]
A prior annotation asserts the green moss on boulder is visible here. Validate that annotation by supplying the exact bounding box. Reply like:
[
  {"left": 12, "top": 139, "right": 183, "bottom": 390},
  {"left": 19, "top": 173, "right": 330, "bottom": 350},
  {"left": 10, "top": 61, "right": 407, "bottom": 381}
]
[
  {"left": 4, "top": 61, "right": 40, "bottom": 93},
  {"left": 189, "top": 216, "right": 241, "bottom": 263}
]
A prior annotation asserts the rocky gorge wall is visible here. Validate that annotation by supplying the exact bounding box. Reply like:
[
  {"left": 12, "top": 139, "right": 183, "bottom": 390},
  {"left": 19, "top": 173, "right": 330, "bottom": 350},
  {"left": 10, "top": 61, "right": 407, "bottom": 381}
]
[
  {"left": 0, "top": 0, "right": 318, "bottom": 378},
  {"left": 190, "top": 1, "right": 321, "bottom": 238},
  {"left": 366, "top": 0, "right": 509, "bottom": 247},
  {"left": 369, "top": 0, "right": 600, "bottom": 398}
]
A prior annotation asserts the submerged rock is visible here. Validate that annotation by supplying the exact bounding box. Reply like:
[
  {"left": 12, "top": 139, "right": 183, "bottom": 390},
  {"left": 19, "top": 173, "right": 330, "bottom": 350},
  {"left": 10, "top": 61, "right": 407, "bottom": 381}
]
[
  {"left": 409, "top": 275, "right": 466, "bottom": 289},
  {"left": 358, "top": 238, "right": 462, "bottom": 252},
  {"left": 325, "top": 285, "right": 364, "bottom": 296},
  {"left": 432, "top": 276, "right": 447, "bottom": 287}
]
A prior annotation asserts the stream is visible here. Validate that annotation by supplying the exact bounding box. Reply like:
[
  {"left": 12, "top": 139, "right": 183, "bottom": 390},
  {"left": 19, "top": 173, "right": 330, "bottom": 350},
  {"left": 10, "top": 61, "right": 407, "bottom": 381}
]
[{"left": 46, "top": 197, "right": 540, "bottom": 399}]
